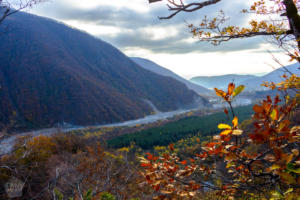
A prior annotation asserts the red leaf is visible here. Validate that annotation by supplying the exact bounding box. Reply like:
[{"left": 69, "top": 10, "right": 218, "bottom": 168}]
[
  {"left": 224, "top": 108, "right": 229, "bottom": 115},
  {"left": 145, "top": 153, "right": 153, "bottom": 160},
  {"left": 169, "top": 143, "right": 174, "bottom": 151},
  {"left": 141, "top": 163, "right": 152, "bottom": 167},
  {"left": 180, "top": 160, "right": 187, "bottom": 165}
]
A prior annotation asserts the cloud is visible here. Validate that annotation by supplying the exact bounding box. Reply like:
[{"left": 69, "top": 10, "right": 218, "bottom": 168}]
[
  {"left": 101, "top": 28, "right": 264, "bottom": 54},
  {"left": 30, "top": 0, "right": 268, "bottom": 54}
]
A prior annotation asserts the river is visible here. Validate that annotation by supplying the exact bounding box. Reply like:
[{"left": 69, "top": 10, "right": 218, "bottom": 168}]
[{"left": 0, "top": 108, "right": 197, "bottom": 155}]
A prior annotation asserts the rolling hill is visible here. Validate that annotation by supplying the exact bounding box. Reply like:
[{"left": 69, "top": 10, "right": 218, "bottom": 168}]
[
  {"left": 131, "top": 57, "right": 212, "bottom": 95},
  {"left": 0, "top": 12, "right": 202, "bottom": 130}
]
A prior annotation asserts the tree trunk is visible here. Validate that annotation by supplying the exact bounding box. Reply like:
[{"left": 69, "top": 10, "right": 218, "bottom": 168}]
[{"left": 283, "top": 0, "right": 300, "bottom": 51}]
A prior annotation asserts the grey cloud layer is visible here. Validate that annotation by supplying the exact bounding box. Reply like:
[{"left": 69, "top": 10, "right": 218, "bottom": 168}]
[
  {"left": 102, "top": 28, "right": 264, "bottom": 54},
  {"left": 32, "top": 1, "right": 266, "bottom": 54}
]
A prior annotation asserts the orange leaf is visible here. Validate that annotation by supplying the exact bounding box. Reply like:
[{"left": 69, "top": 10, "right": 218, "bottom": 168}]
[
  {"left": 253, "top": 105, "right": 263, "bottom": 113},
  {"left": 227, "top": 82, "right": 235, "bottom": 95},
  {"left": 232, "top": 116, "right": 238, "bottom": 128},
  {"left": 214, "top": 88, "right": 226, "bottom": 98},
  {"left": 206, "top": 142, "right": 220, "bottom": 147},
  {"left": 220, "top": 130, "right": 232, "bottom": 136}
]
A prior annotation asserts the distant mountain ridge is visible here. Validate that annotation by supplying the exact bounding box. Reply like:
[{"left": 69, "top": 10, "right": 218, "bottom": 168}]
[
  {"left": 131, "top": 57, "right": 212, "bottom": 95},
  {"left": 190, "top": 74, "right": 257, "bottom": 90},
  {"left": 0, "top": 12, "right": 200, "bottom": 130},
  {"left": 241, "top": 63, "right": 300, "bottom": 91},
  {"left": 190, "top": 63, "right": 300, "bottom": 91}
]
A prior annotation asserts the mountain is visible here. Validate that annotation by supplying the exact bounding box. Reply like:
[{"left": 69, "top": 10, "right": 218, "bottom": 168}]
[
  {"left": 131, "top": 57, "right": 212, "bottom": 95},
  {"left": 0, "top": 12, "right": 201, "bottom": 130},
  {"left": 241, "top": 63, "right": 300, "bottom": 91},
  {"left": 190, "top": 74, "right": 257, "bottom": 90}
]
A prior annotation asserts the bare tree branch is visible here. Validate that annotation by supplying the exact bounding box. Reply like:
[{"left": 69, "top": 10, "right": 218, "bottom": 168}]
[
  {"left": 0, "top": 0, "right": 46, "bottom": 25},
  {"left": 158, "top": 0, "right": 221, "bottom": 19}
]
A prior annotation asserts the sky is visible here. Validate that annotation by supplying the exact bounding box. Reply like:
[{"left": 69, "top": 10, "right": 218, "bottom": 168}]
[{"left": 26, "top": 0, "right": 293, "bottom": 79}]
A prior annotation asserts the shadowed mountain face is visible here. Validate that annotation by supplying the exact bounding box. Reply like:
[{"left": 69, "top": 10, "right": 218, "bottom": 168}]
[
  {"left": 131, "top": 57, "right": 212, "bottom": 95},
  {"left": 0, "top": 12, "right": 199, "bottom": 130}
]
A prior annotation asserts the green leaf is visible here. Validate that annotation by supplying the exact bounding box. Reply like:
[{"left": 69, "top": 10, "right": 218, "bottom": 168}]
[
  {"left": 232, "top": 85, "right": 245, "bottom": 97},
  {"left": 84, "top": 189, "right": 92, "bottom": 200},
  {"left": 287, "top": 163, "right": 300, "bottom": 174}
]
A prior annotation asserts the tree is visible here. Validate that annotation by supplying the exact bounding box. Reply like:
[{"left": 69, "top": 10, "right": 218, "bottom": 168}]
[
  {"left": 0, "top": 0, "right": 46, "bottom": 25},
  {"left": 141, "top": 81, "right": 300, "bottom": 199},
  {"left": 141, "top": 0, "right": 300, "bottom": 199},
  {"left": 150, "top": 0, "right": 300, "bottom": 60}
]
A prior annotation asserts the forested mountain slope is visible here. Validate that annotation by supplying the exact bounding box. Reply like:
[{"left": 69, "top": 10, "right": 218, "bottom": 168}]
[
  {"left": 131, "top": 57, "right": 212, "bottom": 95},
  {"left": 0, "top": 12, "right": 201, "bottom": 130}
]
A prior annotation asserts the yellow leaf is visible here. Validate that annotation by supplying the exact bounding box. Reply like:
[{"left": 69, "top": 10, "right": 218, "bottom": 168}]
[
  {"left": 283, "top": 188, "right": 293, "bottom": 195},
  {"left": 270, "top": 164, "right": 280, "bottom": 170},
  {"left": 218, "top": 123, "right": 231, "bottom": 129},
  {"left": 270, "top": 108, "right": 279, "bottom": 121}
]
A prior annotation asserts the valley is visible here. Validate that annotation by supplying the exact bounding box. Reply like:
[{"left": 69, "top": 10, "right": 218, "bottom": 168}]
[
  {"left": 0, "top": 106, "right": 198, "bottom": 155},
  {"left": 0, "top": 1, "right": 299, "bottom": 199}
]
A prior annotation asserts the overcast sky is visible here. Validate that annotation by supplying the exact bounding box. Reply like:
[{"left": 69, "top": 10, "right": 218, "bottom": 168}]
[{"left": 27, "top": 0, "right": 292, "bottom": 78}]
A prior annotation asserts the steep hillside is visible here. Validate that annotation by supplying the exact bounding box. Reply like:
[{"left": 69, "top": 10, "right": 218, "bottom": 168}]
[
  {"left": 190, "top": 74, "right": 257, "bottom": 90},
  {"left": 0, "top": 12, "right": 200, "bottom": 130},
  {"left": 131, "top": 57, "right": 212, "bottom": 95},
  {"left": 241, "top": 63, "right": 300, "bottom": 91}
]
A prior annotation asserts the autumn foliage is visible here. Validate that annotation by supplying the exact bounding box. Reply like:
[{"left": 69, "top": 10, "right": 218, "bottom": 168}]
[
  {"left": 141, "top": 76, "right": 300, "bottom": 199},
  {"left": 0, "top": 134, "right": 149, "bottom": 199},
  {"left": 151, "top": 0, "right": 300, "bottom": 62}
]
